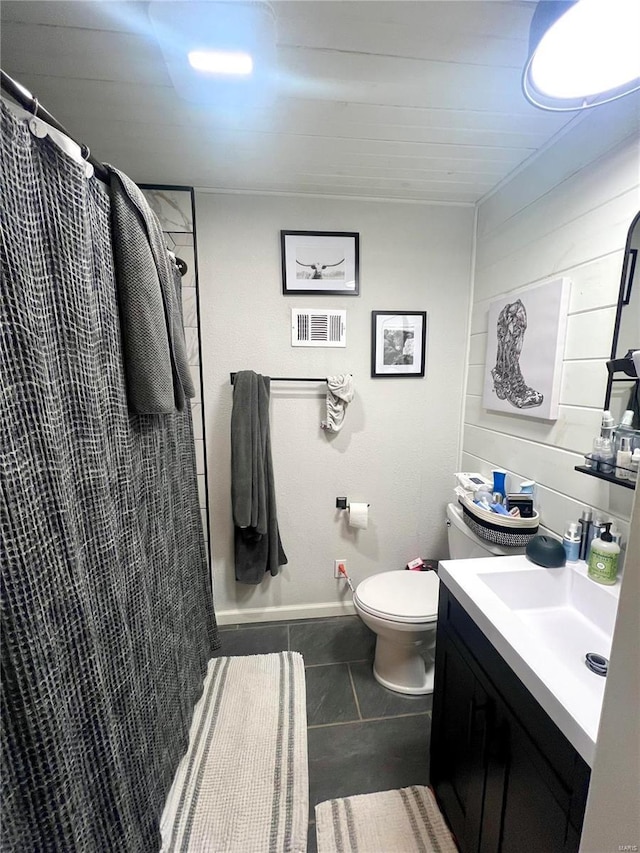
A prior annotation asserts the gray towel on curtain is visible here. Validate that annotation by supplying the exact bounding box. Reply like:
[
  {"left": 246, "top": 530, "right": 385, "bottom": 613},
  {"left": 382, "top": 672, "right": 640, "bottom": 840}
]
[
  {"left": 0, "top": 103, "right": 218, "bottom": 853},
  {"left": 106, "top": 165, "right": 195, "bottom": 414},
  {"left": 232, "top": 371, "right": 288, "bottom": 583}
]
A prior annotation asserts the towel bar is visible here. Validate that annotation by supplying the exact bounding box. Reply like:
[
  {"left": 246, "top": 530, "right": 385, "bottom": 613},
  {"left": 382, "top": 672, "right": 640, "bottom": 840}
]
[{"left": 230, "top": 373, "right": 328, "bottom": 385}]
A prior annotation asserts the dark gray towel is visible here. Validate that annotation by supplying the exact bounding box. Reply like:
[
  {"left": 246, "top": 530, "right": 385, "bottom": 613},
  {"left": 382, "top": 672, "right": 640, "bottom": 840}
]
[
  {"left": 232, "top": 371, "right": 288, "bottom": 583},
  {"left": 106, "top": 165, "right": 195, "bottom": 414}
]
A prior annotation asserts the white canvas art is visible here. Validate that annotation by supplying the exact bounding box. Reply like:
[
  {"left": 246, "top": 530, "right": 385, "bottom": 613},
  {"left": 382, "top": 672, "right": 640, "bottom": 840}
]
[{"left": 482, "top": 278, "right": 570, "bottom": 420}]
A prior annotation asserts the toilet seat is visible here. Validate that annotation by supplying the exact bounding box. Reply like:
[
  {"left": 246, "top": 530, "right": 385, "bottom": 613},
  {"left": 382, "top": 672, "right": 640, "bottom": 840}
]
[{"left": 355, "top": 570, "right": 439, "bottom": 624}]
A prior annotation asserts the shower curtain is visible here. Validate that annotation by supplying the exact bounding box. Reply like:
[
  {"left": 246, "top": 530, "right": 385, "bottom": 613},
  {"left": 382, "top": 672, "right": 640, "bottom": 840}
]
[{"left": 0, "top": 103, "right": 219, "bottom": 851}]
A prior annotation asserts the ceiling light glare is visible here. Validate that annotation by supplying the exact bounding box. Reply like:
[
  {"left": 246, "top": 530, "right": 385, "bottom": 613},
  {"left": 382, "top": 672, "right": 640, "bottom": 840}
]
[
  {"left": 188, "top": 50, "right": 253, "bottom": 76},
  {"left": 524, "top": 0, "right": 640, "bottom": 110}
]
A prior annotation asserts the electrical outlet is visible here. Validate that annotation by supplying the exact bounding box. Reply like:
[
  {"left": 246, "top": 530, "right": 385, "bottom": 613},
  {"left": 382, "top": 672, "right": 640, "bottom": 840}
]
[{"left": 334, "top": 559, "right": 347, "bottom": 579}]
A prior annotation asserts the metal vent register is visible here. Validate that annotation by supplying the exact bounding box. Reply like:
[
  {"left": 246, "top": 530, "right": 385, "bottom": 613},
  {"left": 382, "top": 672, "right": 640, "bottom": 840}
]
[{"left": 291, "top": 309, "right": 346, "bottom": 347}]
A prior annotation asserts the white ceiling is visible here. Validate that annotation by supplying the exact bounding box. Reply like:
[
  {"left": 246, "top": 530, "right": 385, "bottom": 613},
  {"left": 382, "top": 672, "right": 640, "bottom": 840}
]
[{"left": 0, "top": 1, "right": 578, "bottom": 202}]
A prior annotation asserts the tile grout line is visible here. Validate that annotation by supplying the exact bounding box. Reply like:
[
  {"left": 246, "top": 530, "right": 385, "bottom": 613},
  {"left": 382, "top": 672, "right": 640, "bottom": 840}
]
[
  {"left": 304, "top": 658, "right": 371, "bottom": 669},
  {"left": 347, "top": 663, "right": 363, "bottom": 721},
  {"left": 308, "top": 711, "right": 430, "bottom": 729}
]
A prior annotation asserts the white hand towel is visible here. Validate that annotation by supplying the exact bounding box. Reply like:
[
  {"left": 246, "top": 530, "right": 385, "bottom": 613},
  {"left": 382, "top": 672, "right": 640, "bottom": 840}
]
[{"left": 322, "top": 374, "right": 354, "bottom": 433}]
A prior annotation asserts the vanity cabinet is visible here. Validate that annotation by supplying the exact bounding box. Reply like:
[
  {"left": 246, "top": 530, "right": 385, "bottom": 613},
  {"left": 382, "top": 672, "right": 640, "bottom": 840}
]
[{"left": 430, "top": 587, "right": 590, "bottom": 853}]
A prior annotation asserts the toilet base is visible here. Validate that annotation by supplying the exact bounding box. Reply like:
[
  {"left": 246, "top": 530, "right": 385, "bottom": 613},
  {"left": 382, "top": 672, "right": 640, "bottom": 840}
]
[
  {"left": 372, "top": 633, "right": 435, "bottom": 696},
  {"left": 373, "top": 663, "right": 434, "bottom": 695}
]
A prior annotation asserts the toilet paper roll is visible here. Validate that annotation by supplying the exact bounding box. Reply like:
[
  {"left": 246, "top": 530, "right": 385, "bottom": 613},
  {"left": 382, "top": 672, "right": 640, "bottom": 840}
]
[{"left": 348, "top": 502, "right": 369, "bottom": 530}]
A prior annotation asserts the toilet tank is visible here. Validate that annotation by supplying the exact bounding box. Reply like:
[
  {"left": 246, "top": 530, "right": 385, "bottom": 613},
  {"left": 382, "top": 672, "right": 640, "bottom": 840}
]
[{"left": 446, "top": 502, "right": 525, "bottom": 559}]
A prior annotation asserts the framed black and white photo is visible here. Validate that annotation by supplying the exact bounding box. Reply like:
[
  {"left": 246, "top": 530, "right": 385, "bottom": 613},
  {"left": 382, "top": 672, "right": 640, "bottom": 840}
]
[
  {"left": 371, "top": 311, "right": 427, "bottom": 378},
  {"left": 482, "top": 277, "right": 570, "bottom": 420},
  {"left": 281, "top": 230, "right": 359, "bottom": 295}
]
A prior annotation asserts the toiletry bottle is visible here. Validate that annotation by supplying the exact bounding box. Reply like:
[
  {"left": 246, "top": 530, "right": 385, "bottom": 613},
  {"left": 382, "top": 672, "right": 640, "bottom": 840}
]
[
  {"left": 616, "top": 436, "right": 633, "bottom": 479},
  {"left": 562, "top": 522, "right": 581, "bottom": 563},
  {"left": 615, "top": 409, "right": 634, "bottom": 448},
  {"left": 600, "top": 410, "right": 615, "bottom": 440},
  {"left": 492, "top": 469, "right": 507, "bottom": 499},
  {"left": 629, "top": 448, "right": 640, "bottom": 483},
  {"left": 614, "top": 410, "right": 637, "bottom": 461},
  {"left": 587, "top": 522, "right": 620, "bottom": 585},
  {"left": 599, "top": 438, "right": 615, "bottom": 474},
  {"left": 609, "top": 524, "right": 623, "bottom": 549},
  {"left": 586, "top": 515, "right": 604, "bottom": 561},
  {"left": 475, "top": 486, "right": 492, "bottom": 507},
  {"left": 590, "top": 436, "right": 604, "bottom": 470},
  {"left": 578, "top": 507, "right": 592, "bottom": 561}
]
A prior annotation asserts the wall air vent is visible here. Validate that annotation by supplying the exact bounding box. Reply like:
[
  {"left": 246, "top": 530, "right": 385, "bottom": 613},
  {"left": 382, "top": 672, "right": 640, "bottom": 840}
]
[{"left": 291, "top": 309, "right": 346, "bottom": 347}]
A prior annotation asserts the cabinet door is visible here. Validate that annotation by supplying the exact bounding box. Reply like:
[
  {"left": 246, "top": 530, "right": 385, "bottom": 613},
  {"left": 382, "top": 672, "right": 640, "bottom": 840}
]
[
  {"left": 432, "top": 589, "right": 589, "bottom": 853},
  {"left": 431, "top": 630, "right": 488, "bottom": 853},
  {"left": 481, "top": 700, "right": 575, "bottom": 853}
]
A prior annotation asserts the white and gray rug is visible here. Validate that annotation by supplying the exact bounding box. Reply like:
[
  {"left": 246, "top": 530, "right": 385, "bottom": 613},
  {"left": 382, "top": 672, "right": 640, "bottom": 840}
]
[
  {"left": 161, "top": 652, "right": 308, "bottom": 852},
  {"left": 315, "top": 786, "right": 457, "bottom": 853}
]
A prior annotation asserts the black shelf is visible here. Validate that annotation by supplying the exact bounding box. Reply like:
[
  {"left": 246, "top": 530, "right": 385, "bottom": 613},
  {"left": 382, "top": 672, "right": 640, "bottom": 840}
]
[{"left": 574, "top": 465, "right": 636, "bottom": 490}]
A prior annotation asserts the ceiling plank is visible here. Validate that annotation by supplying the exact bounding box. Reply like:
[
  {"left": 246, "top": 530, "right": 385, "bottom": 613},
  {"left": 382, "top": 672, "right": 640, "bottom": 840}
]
[
  {"left": 276, "top": 2, "right": 530, "bottom": 67},
  {"left": 1, "top": 21, "right": 171, "bottom": 87},
  {"left": 0, "top": 0, "right": 574, "bottom": 203}
]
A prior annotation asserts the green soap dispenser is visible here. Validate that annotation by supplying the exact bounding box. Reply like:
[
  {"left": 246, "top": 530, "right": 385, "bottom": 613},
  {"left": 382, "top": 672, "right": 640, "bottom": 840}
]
[{"left": 587, "top": 522, "right": 620, "bottom": 585}]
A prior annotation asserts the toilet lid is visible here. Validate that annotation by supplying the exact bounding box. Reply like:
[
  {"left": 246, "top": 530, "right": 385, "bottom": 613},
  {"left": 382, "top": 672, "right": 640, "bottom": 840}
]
[{"left": 355, "top": 571, "right": 439, "bottom": 624}]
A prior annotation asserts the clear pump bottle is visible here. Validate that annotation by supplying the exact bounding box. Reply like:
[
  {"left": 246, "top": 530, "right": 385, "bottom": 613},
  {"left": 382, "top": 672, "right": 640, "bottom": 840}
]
[
  {"left": 599, "top": 438, "right": 615, "bottom": 474},
  {"left": 600, "top": 410, "right": 615, "bottom": 440}
]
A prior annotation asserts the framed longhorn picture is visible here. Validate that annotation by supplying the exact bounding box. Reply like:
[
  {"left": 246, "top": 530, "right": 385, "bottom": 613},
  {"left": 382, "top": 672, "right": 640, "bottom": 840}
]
[{"left": 281, "top": 230, "right": 359, "bottom": 296}]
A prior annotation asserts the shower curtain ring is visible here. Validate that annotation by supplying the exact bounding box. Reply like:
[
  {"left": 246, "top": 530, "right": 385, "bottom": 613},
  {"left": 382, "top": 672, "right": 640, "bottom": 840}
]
[
  {"left": 80, "top": 144, "right": 91, "bottom": 161},
  {"left": 29, "top": 96, "right": 39, "bottom": 116}
]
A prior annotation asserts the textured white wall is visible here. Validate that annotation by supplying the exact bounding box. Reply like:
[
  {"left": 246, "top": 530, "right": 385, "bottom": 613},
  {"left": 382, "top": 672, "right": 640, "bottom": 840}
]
[
  {"left": 463, "top": 94, "right": 640, "bottom": 547},
  {"left": 196, "top": 193, "right": 474, "bottom": 622}
]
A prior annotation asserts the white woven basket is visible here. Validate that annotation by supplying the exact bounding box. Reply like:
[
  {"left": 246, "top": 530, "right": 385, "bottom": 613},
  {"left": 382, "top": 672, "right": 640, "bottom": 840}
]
[{"left": 458, "top": 496, "right": 539, "bottom": 548}]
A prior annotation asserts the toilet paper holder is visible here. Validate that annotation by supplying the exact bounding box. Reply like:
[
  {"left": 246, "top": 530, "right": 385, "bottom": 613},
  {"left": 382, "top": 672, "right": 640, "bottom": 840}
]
[{"left": 336, "top": 497, "right": 370, "bottom": 510}]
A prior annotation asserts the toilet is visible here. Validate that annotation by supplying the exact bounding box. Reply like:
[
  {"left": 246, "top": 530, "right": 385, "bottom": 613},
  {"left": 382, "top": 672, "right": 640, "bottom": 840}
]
[{"left": 353, "top": 502, "right": 523, "bottom": 695}]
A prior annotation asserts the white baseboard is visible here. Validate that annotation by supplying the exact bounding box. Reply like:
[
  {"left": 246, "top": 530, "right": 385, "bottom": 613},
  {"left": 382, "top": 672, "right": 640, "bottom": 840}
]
[{"left": 216, "top": 600, "right": 356, "bottom": 626}]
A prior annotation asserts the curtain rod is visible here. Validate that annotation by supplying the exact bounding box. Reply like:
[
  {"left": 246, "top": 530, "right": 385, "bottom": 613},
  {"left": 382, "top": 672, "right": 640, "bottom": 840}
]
[
  {"left": 230, "top": 373, "right": 327, "bottom": 385},
  {"left": 1, "top": 68, "right": 110, "bottom": 183},
  {"left": 1, "top": 69, "right": 192, "bottom": 278}
]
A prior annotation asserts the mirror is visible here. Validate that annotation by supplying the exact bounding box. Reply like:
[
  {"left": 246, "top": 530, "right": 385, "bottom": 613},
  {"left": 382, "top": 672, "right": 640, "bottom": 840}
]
[{"left": 604, "top": 211, "right": 640, "bottom": 424}]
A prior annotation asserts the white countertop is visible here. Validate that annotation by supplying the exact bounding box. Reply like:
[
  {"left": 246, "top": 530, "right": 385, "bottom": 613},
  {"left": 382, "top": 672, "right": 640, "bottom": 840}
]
[{"left": 437, "top": 555, "right": 621, "bottom": 767}]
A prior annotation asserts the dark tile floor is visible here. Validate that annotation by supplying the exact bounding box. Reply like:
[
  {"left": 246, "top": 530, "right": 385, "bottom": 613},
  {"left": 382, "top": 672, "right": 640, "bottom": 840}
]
[{"left": 215, "top": 616, "right": 433, "bottom": 853}]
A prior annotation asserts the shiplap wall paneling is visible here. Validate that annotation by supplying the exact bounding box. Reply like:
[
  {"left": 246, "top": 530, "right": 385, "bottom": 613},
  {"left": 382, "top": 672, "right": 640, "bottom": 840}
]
[{"left": 463, "top": 95, "right": 639, "bottom": 548}]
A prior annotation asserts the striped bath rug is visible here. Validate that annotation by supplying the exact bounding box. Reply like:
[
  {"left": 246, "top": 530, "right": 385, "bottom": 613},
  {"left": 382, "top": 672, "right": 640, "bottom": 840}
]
[
  {"left": 315, "top": 786, "right": 457, "bottom": 853},
  {"left": 161, "top": 652, "right": 308, "bottom": 852}
]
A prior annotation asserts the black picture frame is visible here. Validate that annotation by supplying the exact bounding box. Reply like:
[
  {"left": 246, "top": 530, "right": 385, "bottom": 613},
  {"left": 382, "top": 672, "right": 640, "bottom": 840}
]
[
  {"left": 371, "top": 311, "right": 427, "bottom": 378},
  {"left": 281, "top": 230, "right": 359, "bottom": 296},
  {"left": 622, "top": 247, "right": 636, "bottom": 306}
]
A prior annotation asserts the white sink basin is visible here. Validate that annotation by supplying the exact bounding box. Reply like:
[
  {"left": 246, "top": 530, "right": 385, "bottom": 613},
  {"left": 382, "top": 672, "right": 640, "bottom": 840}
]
[
  {"left": 438, "top": 555, "right": 620, "bottom": 766},
  {"left": 479, "top": 565, "right": 616, "bottom": 665}
]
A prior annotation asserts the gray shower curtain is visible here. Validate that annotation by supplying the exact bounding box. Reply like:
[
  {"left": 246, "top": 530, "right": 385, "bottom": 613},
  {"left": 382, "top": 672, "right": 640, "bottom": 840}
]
[{"left": 0, "top": 103, "right": 219, "bottom": 851}]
